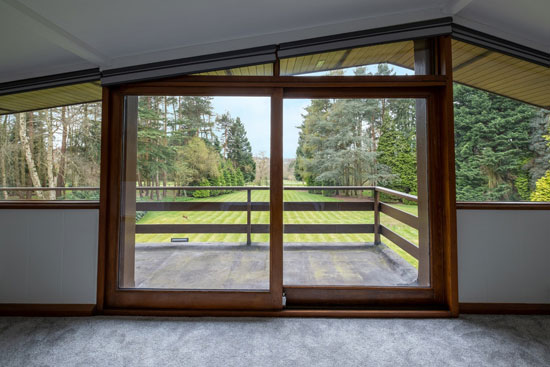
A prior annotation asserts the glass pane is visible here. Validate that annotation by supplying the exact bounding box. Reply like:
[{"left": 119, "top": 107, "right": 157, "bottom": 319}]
[
  {"left": 280, "top": 40, "right": 417, "bottom": 76},
  {"left": 452, "top": 40, "right": 550, "bottom": 202},
  {"left": 193, "top": 63, "right": 273, "bottom": 76},
  {"left": 119, "top": 95, "right": 271, "bottom": 290},
  {"left": 0, "top": 102, "right": 102, "bottom": 200},
  {"left": 282, "top": 97, "right": 429, "bottom": 286}
]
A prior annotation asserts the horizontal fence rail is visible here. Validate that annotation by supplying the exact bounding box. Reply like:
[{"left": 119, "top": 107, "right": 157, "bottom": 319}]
[
  {"left": 0, "top": 185, "right": 421, "bottom": 261},
  {"left": 379, "top": 202, "right": 419, "bottom": 230},
  {"left": 131, "top": 186, "right": 420, "bottom": 261},
  {"left": 136, "top": 224, "right": 375, "bottom": 234},
  {"left": 380, "top": 225, "right": 419, "bottom": 259},
  {"left": 136, "top": 201, "right": 374, "bottom": 212}
]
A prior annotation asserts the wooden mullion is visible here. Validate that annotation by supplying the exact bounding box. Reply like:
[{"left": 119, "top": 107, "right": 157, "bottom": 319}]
[
  {"left": 270, "top": 87, "right": 284, "bottom": 307},
  {"left": 434, "top": 35, "right": 459, "bottom": 316},
  {"left": 119, "top": 75, "right": 447, "bottom": 91},
  {"left": 104, "top": 87, "right": 125, "bottom": 307}
]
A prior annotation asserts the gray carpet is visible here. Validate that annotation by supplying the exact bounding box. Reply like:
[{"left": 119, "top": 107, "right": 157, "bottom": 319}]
[{"left": 1, "top": 315, "right": 549, "bottom": 366}]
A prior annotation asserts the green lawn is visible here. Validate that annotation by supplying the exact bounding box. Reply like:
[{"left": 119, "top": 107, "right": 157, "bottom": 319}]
[{"left": 136, "top": 190, "right": 419, "bottom": 267}]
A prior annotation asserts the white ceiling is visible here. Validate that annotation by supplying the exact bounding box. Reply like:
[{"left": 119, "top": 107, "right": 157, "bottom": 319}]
[{"left": 1, "top": 0, "right": 549, "bottom": 84}]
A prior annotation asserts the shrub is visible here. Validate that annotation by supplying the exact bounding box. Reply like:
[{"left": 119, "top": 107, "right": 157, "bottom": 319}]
[
  {"left": 531, "top": 171, "right": 550, "bottom": 201},
  {"left": 193, "top": 178, "right": 211, "bottom": 198}
]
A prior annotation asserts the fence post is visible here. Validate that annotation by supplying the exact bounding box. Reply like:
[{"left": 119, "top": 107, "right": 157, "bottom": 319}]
[
  {"left": 246, "top": 188, "right": 252, "bottom": 245},
  {"left": 374, "top": 188, "right": 381, "bottom": 245}
]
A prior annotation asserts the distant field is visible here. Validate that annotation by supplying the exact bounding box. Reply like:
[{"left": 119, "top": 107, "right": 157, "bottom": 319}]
[{"left": 136, "top": 190, "right": 419, "bottom": 267}]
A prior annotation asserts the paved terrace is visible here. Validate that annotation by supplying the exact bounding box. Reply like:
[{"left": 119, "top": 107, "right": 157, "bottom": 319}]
[{"left": 134, "top": 242, "right": 418, "bottom": 289}]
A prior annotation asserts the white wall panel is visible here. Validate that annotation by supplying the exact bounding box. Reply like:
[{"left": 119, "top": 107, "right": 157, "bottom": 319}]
[
  {"left": 1, "top": 208, "right": 549, "bottom": 305},
  {"left": 457, "top": 210, "right": 550, "bottom": 303},
  {"left": 0, "top": 209, "right": 98, "bottom": 304}
]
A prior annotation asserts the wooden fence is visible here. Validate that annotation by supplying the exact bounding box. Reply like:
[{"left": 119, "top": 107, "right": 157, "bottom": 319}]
[{"left": 0, "top": 185, "right": 421, "bottom": 261}]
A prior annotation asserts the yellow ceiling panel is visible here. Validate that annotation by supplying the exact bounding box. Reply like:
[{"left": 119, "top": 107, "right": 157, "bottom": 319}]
[
  {"left": 0, "top": 82, "right": 102, "bottom": 115},
  {"left": 452, "top": 40, "right": 549, "bottom": 109}
]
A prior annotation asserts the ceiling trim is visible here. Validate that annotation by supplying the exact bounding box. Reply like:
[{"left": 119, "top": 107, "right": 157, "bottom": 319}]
[
  {"left": 0, "top": 68, "right": 101, "bottom": 96},
  {"left": 278, "top": 18, "right": 453, "bottom": 58},
  {"left": 452, "top": 24, "right": 549, "bottom": 67},
  {"left": 101, "top": 45, "right": 277, "bottom": 86}
]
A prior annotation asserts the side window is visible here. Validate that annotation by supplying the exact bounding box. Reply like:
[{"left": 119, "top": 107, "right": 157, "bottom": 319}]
[
  {"left": 452, "top": 40, "right": 550, "bottom": 202},
  {"left": 0, "top": 83, "right": 101, "bottom": 200}
]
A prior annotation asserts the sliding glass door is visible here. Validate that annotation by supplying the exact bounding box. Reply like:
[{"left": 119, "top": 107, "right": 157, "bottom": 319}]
[
  {"left": 104, "top": 88, "right": 283, "bottom": 310},
  {"left": 103, "top": 79, "right": 447, "bottom": 312},
  {"left": 280, "top": 89, "right": 433, "bottom": 307}
]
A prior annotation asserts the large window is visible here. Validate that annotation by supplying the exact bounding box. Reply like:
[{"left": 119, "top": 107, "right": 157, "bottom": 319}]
[
  {"left": 0, "top": 82, "right": 102, "bottom": 200},
  {"left": 452, "top": 40, "right": 550, "bottom": 202}
]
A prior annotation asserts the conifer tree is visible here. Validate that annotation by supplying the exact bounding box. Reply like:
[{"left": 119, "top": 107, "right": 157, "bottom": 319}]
[
  {"left": 454, "top": 84, "right": 536, "bottom": 201},
  {"left": 226, "top": 117, "right": 256, "bottom": 182}
]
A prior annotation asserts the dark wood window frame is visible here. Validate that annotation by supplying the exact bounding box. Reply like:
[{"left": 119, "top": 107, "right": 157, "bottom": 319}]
[{"left": 97, "top": 36, "right": 458, "bottom": 317}]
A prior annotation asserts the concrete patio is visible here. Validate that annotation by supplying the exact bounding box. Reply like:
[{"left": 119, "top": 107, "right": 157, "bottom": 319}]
[{"left": 134, "top": 242, "right": 418, "bottom": 289}]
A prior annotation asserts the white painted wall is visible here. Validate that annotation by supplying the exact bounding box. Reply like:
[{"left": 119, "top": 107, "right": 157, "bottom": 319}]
[
  {"left": 0, "top": 209, "right": 98, "bottom": 304},
  {"left": 1, "top": 208, "right": 549, "bottom": 305},
  {"left": 457, "top": 209, "right": 550, "bottom": 303}
]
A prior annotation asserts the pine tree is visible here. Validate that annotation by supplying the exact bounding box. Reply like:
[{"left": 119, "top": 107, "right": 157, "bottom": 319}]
[
  {"left": 527, "top": 109, "right": 550, "bottom": 188},
  {"left": 221, "top": 165, "right": 236, "bottom": 193},
  {"left": 216, "top": 113, "right": 233, "bottom": 158},
  {"left": 226, "top": 117, "right": 256, "bottom": 183},
  {"left": 454, "top": 84, "right": 536, "bottom": 201},
  {"left": 294, "top": 97, "right": 394, "bottom": 190},
  {"left": 378, "top": 127, "right": 417, "bottom": 194},
  {"left": 209, "top": 176, "right": 221, "bottom": 196},
  {"left": 235, "top": 169, "right": 245, "bottom": 186}
]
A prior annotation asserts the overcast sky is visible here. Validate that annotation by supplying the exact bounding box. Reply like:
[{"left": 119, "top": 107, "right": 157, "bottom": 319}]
[
  {"left": 210, "top": 64, "right": 412, "bottom": 159},
  {"left": 211, "top": 97, "right": 308, "bottom": 159}
]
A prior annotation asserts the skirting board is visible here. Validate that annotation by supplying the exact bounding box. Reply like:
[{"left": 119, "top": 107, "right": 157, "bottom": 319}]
[
  {"left": 459, "top": 303, "right": 550, "bottom": 315},
  {"left": 6, "top": 304, "right": 548, "bottom": 317},
  {"left": 101, "top": 308, "right": 452, "bottom": 318},
  {"left": 0, "top": 304, "right": 96, "bottom": 316}
]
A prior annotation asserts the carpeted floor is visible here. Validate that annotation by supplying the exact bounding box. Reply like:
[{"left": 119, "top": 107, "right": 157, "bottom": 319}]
[{"left": 0, "top": 315, "right": 549, "bottom": 366}]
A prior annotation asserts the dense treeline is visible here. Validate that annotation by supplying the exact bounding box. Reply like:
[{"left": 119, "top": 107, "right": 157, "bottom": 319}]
[
  {"left": 0, "top": 95, "right": 257, "bottom": 200},
  {"left": 294, "top": 65, "right": 418, "bottom": 195},
  {"left": 0, "top": 103, "right": 101, "bottom": 199},
  {"left": 135, "top": 96, "right": 255, "bottom": 199},
  {"left": 1, "top": 68, "right": 549, "bottom": 203},
  {"left": 294, "top": 66, "right": 550, "bottom": 201},
  {"left": 454, "top": 84, "right": 550, "bottom": 201}
]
